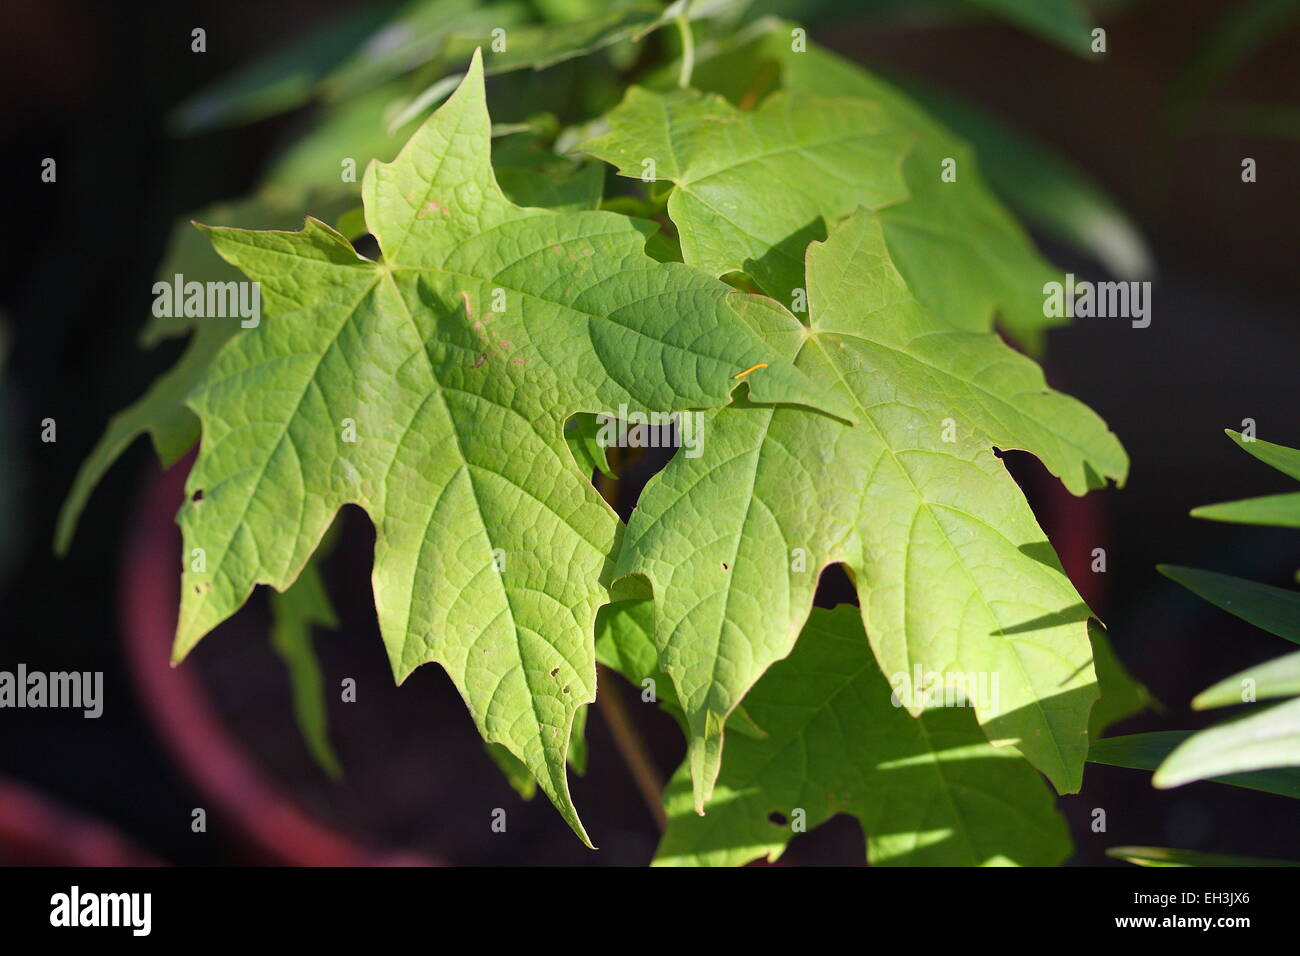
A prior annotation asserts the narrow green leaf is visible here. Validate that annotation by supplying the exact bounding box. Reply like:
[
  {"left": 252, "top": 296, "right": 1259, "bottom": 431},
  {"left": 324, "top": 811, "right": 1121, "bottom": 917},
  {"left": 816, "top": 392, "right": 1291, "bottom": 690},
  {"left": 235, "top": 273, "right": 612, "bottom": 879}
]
[
  {"left": 1224, "top": 429, "right": 1300, "bottom": 482},
  {"left": 322, "top": 0, "right": 693, "bottom": 107},
  {"left": 1192, "top": 492, "right": 1300, "bottom": 529},
  {"left": 1194, "top": 649, "right": 1300, "bottom": 710},
  {"left": 564, "top": 414, "right": 615, "bottom": 479},
  {"left": 486, "top": 743, "right": 538, "bottom": 800},
  {"left": 269, "top": 553, "right": 342, "bottom": 778},
  {"left": 1159, "top": 565, "right": 1300, "bottom": 645},
  {"left": 1107, "top": 845, "right": 1299, "bottom": 867},
  {"left": 1155, "top": 698, "right": 1300, "bottom": 790},
  {"left": 1089, "top": 730, "right": 1300, "bottom": 799},
  {"left": 963, "top": 0, "right": 1095, "bottom": 57}
]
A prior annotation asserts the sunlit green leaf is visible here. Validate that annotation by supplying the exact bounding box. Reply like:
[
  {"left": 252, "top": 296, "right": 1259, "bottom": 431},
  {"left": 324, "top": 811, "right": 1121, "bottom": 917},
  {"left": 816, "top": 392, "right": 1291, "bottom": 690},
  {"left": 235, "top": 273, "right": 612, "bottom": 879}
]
[{"left": 615, "top": 209, "right": 1127, "bottom": 810}]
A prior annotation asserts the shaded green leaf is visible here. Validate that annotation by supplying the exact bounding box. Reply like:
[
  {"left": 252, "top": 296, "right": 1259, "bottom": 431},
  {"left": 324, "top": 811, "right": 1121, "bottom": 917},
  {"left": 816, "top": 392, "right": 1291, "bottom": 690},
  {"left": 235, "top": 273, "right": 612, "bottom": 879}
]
[
  {"left": 1159, "top": 565, "right": 1300, "bottom": 645},
  {"left": 1107, "top": 845, "right": 1299, "bottom": 867},
  {"left": 1088, "top": 621, "right": 1152, "bottom": 738},
  {"left": 269, "top": 551, "right": 342, "bottom": 778},
  {"left": 654, "top": 606, "right": 1072, "bottom": 867},
  {"left": 963, "top": 0, "right": 1095, "bottom": 57},
  {"left": 1088, "top": 730, "right": 1300, "bottom": 799},
  {"left": 169, "top": 3, "right": 403, "bottom": 135}
]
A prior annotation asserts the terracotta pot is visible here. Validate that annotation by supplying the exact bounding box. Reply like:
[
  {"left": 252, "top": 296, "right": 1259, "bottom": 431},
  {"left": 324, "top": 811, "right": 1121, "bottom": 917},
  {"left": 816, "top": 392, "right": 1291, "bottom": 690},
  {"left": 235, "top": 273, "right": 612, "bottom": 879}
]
[
  {"left": 0, "top": 777, "right": 159, "bottom": 866},
  {"left": 120, "top": 457, "right": 434, "bottom": 866}
]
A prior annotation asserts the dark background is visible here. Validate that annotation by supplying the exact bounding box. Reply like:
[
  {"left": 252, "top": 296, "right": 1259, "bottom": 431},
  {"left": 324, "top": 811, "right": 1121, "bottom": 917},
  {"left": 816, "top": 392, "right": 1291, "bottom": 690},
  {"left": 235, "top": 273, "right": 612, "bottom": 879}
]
[{"left": 0, "top": 0, "right": 1296, "bottom": 865}]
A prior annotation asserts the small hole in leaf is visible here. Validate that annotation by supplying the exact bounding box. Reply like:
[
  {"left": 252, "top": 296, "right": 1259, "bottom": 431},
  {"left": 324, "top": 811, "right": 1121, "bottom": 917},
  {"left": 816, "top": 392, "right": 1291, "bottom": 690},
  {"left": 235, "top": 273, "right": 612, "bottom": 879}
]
[
  {"left": 192, "top": 489, "right": 204, "bottom": 502},
  {"left": 562, "top": 686, "right": 570, "bottom": 695},
  {"left": 549, "top": 667, "right": 559, "bottom": 678},
  {"left": 768, "top": 811, "right": 787, "bottom": 826},
  {"left": 721, "top": 562, "right": 729, "bottom": 571}
]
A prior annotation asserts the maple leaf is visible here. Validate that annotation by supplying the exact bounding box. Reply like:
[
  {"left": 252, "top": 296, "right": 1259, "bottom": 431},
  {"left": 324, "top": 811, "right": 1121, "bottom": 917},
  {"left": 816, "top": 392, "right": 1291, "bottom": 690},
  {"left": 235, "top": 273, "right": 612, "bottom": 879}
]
[
  {"left": 652, "top": 606, "right": 1072, "bottom": 867},
  {"left": 170, "top": 50, "right": 842, "bottom": 842},
  {"left": 54, "top": 188, "right": 358, "bottom": 555},
  {"left": 581, "top": 86, "right": 911, "bottom": 301},
  {"left": 614, "top": 209, "right": 1128, "bottom": 811},
  {"left": 671, "top": 24, "right": 1066, "bottom": 351},
  {"left": 57, "top": 127, "right": 610, "bottom": 560}
]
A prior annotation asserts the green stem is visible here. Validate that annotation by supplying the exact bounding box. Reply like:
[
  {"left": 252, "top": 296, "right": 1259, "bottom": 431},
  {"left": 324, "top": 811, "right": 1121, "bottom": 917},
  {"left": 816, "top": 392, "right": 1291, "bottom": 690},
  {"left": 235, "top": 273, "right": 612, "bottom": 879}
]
[{"left": 675, "top": 13, "right": 695, "bottom": 89}]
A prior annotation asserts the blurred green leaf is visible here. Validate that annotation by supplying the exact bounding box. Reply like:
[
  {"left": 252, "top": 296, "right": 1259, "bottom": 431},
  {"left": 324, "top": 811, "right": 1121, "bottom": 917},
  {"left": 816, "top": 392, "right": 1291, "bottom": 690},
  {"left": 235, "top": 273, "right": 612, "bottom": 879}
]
[
  {"left": 963, "top": 0, "right": 1095, "bottom": 56},
  {"left": 270, "top": 551, "right": 342, "bottom": 778},
  {"left": 1107, "top": 845, "right": 1299, "bottom": 867},
  {"left": 1159, "top": 0, "right": 1300, "bottom": 141},
  {"left": 897, "top": 76, "right": 1152, "bottom": 279},
  {"left": 169, "top": 3, "right": 403, "bottom": 135},
  {"left": 322, "top": 0, "right": 530, "bottom": 101}
]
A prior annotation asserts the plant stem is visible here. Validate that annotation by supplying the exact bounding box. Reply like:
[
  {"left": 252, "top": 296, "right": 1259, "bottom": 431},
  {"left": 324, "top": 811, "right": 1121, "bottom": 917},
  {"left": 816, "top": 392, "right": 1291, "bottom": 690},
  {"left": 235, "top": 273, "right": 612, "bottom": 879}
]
[
  {"left": 591, "top": 453, "right": 666, "bottom": 831},
  {"left": 597, "top": 663, "right": 668, "bottom": 831},
  {"left": 676, "top": 11, "right": 695, "bottom": 88}
]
